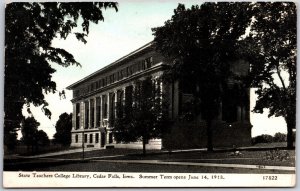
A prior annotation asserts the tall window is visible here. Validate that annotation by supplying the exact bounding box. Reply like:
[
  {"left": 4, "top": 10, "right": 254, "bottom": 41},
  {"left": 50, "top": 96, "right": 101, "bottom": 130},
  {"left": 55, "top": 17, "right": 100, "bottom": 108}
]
[
  {"left": 110, "top": 93, "right": 115, "bottom": 125},
  {"left": 145, "top": 56, "right": 153, "bottom": 69},
  {"left": 120, "top": 70, "right": 124, "bottom": 79},
  {"left": 89, "top": 134, "right": 93, "bottom": 143},
  {"left": 90, "top": 99, "right": 94, "bottom": 128},
  {"left": 95, "top": 133, "right": 99, "bottom": 143},
  {"left": 117, "top": 90, "right": 124, "bottom": 118},
  {"left": 84, "top": 101, "right": 89, "bottom": 129},
  {"left": 84, "top": 134, "right": 87, "bottom": 143},
  {"left": 76, "top": 103, "right": 80, "bottom": 129},
  {"left": 126, "top": 67, "right": 129, "bottom": 77},
  {"left": 75, "top": 134, "right": 78, "bottom": 143},
  {"left": 96, "top": 97, "right": 101, "bottom": 127},
  {"left": 102, "top": 95, "right": 108, "bottom": 118},
  {"left": 113, "top": 73, "right": 117, "bottom": 82},
  {"left": 109, "top": 133, "right": 113, "bottom": 144}
]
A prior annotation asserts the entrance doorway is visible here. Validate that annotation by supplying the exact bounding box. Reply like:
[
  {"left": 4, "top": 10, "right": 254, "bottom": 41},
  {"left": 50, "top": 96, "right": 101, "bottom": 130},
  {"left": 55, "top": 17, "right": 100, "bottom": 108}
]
[{"left": 101, "top": 133, "right": 106, "bottom": 147}]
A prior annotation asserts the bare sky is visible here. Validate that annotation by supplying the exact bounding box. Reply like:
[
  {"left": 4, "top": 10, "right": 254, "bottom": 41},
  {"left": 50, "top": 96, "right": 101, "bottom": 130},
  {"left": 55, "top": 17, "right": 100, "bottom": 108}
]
[{"left": 21, "top": 0, "right": 287, "bottom": 139}]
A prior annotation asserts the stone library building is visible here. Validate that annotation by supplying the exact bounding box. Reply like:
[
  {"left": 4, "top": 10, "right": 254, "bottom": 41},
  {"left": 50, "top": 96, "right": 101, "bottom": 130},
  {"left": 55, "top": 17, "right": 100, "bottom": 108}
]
[{"left": 67, "top": 42, "right": 252, "bottom": 150}]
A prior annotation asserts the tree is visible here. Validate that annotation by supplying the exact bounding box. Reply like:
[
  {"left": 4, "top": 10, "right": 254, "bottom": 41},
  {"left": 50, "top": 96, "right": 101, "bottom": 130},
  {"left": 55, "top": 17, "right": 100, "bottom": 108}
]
[
  {"left": 53, "top": 113, "right": 72, "bottom": 146},
  {"left": 240, "top": 2, "right": 296, "bottom": 149},
  {"left": 113, "top": 77, "right": 169, "bottom": 155},
  {"left": 4, "top": 2, "right": 118, "bottom": 149},
  {"left": 152, "top": 3, "right": 253, "bottom": 151},
  {"left": 21, "top": 117, "right": 40, "bottom": 152},
  {"left": 36, "top": 130, "right": 50, "bottom": 147}
]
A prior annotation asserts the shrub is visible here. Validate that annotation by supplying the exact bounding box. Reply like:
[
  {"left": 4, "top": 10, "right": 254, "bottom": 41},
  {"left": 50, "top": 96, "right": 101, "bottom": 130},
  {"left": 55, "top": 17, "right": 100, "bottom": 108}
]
[
  {"left": 273, "top": 132, "right": 287, "bottom": 142},
  {"left": 251, "top": 134, "right": 274, "bottom": 145},
  {"left": 265, "top": 149, "right": 290, "bottom": 161}
]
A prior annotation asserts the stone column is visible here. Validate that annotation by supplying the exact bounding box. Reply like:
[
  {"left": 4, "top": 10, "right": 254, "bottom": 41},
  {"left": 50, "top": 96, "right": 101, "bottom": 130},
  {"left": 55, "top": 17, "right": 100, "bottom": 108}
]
[
  {"left": 79, "top": 102, "right": 82, "bottom": 129},
  {"left": 99, "top": 96, "right": 102, "bottom": 127},
  {"left": 107, "top": 92, "right": 110, "bottom": 125},
  {"left": 94, "top": 98, "right": 97, "bottom": 128},
  {"left": 114, "top": 90, "right": 118, "bottom": 119},
  {"left": 72, "top": 103, "right": 76, "bottom": 130},
  {"left": 123, "top": 87, "right": 126, "bottom": 104}
]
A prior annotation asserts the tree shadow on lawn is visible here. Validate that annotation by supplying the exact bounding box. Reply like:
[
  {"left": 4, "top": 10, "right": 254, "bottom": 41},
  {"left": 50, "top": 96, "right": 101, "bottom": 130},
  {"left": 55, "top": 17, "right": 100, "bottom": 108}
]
[{"left": 3, "top": 158, "right": 89, "bottom": 171}]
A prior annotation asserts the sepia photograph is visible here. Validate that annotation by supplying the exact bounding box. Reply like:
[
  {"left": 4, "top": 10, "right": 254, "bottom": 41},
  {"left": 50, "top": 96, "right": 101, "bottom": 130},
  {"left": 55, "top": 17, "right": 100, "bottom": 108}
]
[{"left": 3, "top": 0, "right": 296, "bottom": 188}]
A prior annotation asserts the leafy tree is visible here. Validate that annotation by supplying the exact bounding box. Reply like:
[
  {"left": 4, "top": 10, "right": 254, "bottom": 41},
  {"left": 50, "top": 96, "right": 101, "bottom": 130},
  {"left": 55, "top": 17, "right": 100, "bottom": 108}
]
[
  {"left": 21, "top": 117, "right": 40, "bottom": 152},
  {"left": 4, "top": 2, "right": 118, "bottom": 149},
  {"left": 113, "top": 77, "right": 170, "bottom": 155},
  {"left": 36, "top": 130, "right": 50, "bottom": 147},
  {"left": 53, "top": 113, "right": 72, "bottom": 146},
  {"left": 152, "top": 3, "right": 253, "bottom": 151},
  {"left": 239, "top": 2, "right": 296, "bottom": 149}
]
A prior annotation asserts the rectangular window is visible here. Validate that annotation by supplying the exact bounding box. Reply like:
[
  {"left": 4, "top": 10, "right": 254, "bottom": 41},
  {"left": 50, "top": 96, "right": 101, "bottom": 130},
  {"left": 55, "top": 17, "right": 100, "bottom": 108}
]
[
  {"left": 145, "top": 57, "right": 153, "bottom": 69},
  {"left": 95, "top": 133, "right": 99, "bottom": 143},
  {"left": 103, "top": 95, "right": 107, "bottom": 118},
  {"left": 85, "top": 101, "right": 89, "bottom": 129},
  {"left": 96, "top": 97, "right": 101, "bottom": 127},
  {"left": 132, "top": 64, "right": 136, "bottom": 74},
  {"left": 130, "top": 66, "right": 133, "bottom": 75},
  {"left": 90, "top": 99, "right": 94, "bottom": 128},
  {"left": 120, "top": 70, "right": 124, "bottom": 79},
  {"left": 142, "top": 60, "right": 145, "bottom": 70},
  {"left": 75, "top": 134, "right": 78, "bottom": 143},
  {"left": 74, "top": 90, "right": 80, "bottom": 97},
  {"left": 126, "top": 67, "right": 129, "bottom": 77},
  {"left": 84, "top": 134, "right": 87, "bottom": 143},
  {"left": 109, "top": 93, "right": 116, "bottom": 125},
  {"left": 117, "top": 71, "right": 120, "bottom": 81},
  {"left": 90, "top": 134, "right": 93, "bottom": 143},
  {"left": 109, "top": 133, "right": 113, "bottom": 144}
]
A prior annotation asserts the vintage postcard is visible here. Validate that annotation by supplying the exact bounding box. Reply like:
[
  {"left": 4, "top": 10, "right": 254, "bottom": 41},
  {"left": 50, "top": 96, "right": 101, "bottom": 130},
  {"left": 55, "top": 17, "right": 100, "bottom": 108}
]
[{"left": 3, "top": 0, "right": 296, "bottom": 188}]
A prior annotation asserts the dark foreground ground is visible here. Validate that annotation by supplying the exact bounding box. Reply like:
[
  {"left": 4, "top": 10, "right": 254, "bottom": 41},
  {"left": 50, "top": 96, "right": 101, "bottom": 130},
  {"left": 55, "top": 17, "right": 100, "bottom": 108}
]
[{"left": 4, "top": 146, "right": 295, "bottom": 174}]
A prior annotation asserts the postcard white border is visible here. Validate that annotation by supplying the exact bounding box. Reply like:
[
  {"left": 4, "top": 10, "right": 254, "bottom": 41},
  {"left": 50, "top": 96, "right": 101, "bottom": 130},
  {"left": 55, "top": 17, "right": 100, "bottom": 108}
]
[{"left": 3, "top": 172, "right": 296, "bottom": 188}]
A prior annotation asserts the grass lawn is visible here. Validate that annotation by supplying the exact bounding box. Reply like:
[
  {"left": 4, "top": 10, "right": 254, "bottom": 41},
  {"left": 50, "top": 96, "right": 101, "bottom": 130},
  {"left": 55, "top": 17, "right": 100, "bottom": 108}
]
[
  {"left": 4, "top": 144, "right": 295, "bottom": 173},
  {"left": 110, "top": 149, "right": 295, "bottom": 167},
  {"left": 8, "top": 160, "right": 293, "bottom": 174},
  {"left": 37, "top": 147, "right": 296, "bottom": 168},
  {"left": 4, "top": 144, "right": 77, "bottom": 156}
]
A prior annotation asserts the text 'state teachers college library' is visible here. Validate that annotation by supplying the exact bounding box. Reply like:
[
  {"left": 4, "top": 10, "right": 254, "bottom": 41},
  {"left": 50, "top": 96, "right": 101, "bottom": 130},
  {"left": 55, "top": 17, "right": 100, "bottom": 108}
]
[{"left": 67, "top": 42, "right": 252, "bottom": 150}]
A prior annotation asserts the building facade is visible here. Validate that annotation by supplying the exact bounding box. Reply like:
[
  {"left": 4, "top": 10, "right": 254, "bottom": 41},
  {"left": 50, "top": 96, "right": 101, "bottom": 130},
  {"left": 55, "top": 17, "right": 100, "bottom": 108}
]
[{"left": 67, "top": 42, "right": 252, "bottom": 150}]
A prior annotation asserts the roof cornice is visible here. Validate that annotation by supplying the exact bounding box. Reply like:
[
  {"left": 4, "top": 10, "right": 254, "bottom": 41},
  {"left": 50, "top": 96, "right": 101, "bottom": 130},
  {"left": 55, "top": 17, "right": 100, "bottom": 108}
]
[{"left": 67, "top": 41, "right": 154, "bottom": 90}]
